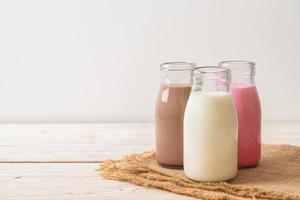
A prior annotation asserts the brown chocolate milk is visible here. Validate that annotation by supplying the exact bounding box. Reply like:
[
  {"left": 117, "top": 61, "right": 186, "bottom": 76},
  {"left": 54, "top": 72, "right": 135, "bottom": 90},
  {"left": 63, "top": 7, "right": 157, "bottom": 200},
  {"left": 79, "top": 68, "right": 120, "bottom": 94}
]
[{"left": 155, "top": 84, "right": 191, "bottom": 167}]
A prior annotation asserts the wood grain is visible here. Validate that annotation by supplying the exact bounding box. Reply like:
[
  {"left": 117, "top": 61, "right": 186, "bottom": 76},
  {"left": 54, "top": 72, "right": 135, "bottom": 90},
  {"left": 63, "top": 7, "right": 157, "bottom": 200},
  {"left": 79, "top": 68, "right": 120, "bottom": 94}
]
[
  {"left": 1, "top": 122, "right": 300, "bottom": 162},
  {"left": 0, "top": 122, "right": 299, "bottom": 199},
  {"left": 0, "top": 163, "right": 194, "bottom": 200},
  {"left": 0, "top": 123, "right": 155, "bottom": 162}
]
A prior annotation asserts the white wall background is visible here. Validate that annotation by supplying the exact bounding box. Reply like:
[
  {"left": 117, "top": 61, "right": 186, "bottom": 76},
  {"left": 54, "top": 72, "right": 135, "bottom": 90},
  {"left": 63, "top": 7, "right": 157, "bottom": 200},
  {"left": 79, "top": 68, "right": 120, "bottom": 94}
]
[{"left": 0, "top": 0, "right": 299, "bottom": 122}]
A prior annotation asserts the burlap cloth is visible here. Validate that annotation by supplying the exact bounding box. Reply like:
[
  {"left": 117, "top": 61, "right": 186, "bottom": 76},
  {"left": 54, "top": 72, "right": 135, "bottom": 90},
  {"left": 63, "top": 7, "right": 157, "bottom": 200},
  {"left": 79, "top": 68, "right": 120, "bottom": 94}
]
[{"left": 99, "top": 144, "right": 300, "bottom": 200}]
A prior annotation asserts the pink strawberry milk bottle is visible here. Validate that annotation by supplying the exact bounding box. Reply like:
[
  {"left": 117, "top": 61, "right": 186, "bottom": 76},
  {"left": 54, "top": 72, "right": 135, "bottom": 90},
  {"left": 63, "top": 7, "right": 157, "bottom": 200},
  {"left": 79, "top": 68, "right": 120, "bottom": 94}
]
[{"left": 219, "top": 61, "right": 261, "bottom": 168}]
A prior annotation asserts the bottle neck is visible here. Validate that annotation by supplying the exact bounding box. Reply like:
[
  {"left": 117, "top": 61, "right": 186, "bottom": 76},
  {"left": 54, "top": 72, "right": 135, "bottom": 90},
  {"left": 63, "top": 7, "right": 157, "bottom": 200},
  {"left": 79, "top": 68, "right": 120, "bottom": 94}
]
[
  {"left": 160, "top": 62, "right": 194, "bottom": 85},
  {"left": 230, "top": 72, "right": 255, "bottom": 85},
  {"left": 219, "top": 61, "right": 256, "bottom": 85},
  {"left": 191, "top": 67, "right": 231, "bottom": 93}
]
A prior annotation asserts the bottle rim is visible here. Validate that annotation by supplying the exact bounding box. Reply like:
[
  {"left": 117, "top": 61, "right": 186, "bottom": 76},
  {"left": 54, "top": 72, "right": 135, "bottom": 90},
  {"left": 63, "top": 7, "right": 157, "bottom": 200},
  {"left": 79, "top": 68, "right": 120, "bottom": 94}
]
[
  {"left": 192, "top": 66, "right": 230, "bottom": 76},
  {"left": 219, "top": 60, "right": 255, "bottom": 67},
  {"left": 160, "top": 62, "right": 195, "bottom": 71}
]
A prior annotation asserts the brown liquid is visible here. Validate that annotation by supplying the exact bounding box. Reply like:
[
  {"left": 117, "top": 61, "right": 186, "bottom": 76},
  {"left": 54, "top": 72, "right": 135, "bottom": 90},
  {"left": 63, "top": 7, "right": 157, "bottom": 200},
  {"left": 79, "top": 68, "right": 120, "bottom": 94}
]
[{"left": 155, "top": 84, "right": 191, "bottom": 167}]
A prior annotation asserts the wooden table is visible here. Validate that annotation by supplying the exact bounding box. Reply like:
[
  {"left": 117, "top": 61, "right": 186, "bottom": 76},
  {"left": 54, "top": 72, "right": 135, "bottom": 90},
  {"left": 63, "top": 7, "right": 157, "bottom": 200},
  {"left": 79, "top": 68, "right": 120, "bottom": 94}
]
[{"left": 1, "top": 122, "right": 300, "bottom": 199}]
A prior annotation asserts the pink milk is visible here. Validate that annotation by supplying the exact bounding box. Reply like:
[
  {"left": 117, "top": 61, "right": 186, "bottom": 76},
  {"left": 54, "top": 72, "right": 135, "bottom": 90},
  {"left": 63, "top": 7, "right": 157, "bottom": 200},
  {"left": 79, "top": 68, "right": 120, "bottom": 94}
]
[{"left": 231, "top": 83, "right": 261, "bottom": 168}]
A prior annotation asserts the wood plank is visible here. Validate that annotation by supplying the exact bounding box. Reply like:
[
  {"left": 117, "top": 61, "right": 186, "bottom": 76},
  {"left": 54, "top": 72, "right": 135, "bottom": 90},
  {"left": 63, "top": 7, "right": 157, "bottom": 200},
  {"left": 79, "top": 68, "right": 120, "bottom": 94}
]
[
  {"left": 0, "top": 123, "right": 155, "bottom": 162},
  {"left": 262, "top": 121, "right": 300, "bottom": 145},
  {"left": 0, "top": 122, "right": 300, "bottom": 162},
  {"left": 0, "top": 163, "right": 194, "bottom": 200},
  {"left": 0, "top": 122, "right": 300, "bottom": 200}
]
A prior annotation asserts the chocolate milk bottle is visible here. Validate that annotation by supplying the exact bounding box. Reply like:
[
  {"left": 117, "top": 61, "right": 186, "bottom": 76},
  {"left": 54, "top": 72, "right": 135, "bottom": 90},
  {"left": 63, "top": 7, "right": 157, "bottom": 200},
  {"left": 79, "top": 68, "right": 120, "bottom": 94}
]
[{"left": 155, "top": 62, "right": 194, "bottom": 167}]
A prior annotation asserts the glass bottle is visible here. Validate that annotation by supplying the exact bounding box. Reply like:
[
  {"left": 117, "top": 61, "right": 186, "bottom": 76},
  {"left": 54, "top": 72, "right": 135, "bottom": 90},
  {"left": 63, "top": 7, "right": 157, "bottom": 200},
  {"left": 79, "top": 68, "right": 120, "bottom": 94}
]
[
  {"left": 184, "top": 66, "right": 238, "bottom": 181},
  {"left": 219, "top": 61, "right": 261, "bottom": 168},
  {"left": 155, "top": 62, "right": 194, "bottom": 167}
]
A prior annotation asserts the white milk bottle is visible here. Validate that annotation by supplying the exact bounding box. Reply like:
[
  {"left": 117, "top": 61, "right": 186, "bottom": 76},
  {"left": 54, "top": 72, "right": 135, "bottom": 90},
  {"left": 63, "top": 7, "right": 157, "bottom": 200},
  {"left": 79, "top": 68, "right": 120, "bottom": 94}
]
[{"left": 184, "top": 67, "right": 238, "bottom": 182}]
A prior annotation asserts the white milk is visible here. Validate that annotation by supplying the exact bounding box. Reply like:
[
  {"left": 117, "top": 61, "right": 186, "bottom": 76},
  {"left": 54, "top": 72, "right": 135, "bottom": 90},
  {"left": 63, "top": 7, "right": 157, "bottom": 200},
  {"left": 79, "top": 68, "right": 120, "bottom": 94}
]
[{"left": 184, "top": 91, "right": 238, "bottom": 181}]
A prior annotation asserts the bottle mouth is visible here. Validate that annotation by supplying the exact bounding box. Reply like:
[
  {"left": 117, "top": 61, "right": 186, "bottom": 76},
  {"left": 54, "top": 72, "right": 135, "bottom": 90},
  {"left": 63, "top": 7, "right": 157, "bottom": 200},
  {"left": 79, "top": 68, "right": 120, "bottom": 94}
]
[
  {"left": 219, "top": 60, "right": 256, "bottom": 76},
  {"left": 160, "top": 62, "right": 195, "bottom": 71},
  {"left": 192, "top": 66, "right": 230, "bottom": 77},
  {"left": 219, "top": 60, "right": 255, "bottom": 67}
]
